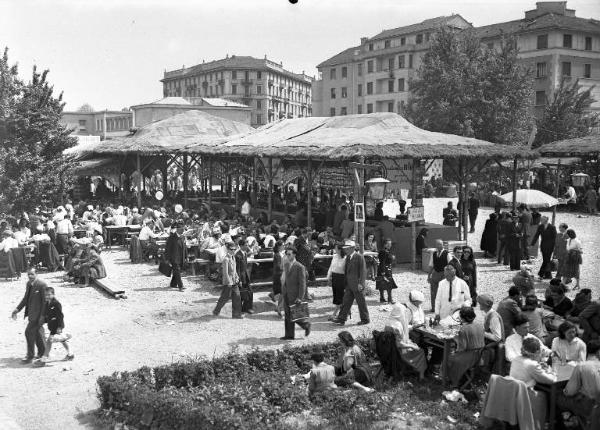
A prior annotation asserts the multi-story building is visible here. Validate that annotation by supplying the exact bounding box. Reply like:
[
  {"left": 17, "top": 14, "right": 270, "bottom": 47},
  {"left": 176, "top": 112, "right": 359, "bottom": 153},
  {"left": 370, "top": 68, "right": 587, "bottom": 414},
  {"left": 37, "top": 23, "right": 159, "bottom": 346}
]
[
  {"left": 60, "top": 110, "right": 133, "bottom": 139},
  {"left": 312, "top": 15, "right": 472, "bottom": 117},
  {"left": 475, "top": 1, "right": 600, "bottom": 114},
  {"left": 161, "top": 55, "right": 313, "bottom": 127}
]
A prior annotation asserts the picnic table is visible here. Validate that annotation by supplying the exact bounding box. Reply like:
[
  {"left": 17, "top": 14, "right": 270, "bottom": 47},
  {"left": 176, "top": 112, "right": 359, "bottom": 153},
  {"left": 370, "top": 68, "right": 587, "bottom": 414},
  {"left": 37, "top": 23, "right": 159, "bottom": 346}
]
[
  {"left": 105, "top": 225, "right": 142, "bottom": 248},
  {"left": 413, "top": 323, "right": 459, "bottom": 385},
  {"left": 535, "top": 363, "right": 575, "bottom": 430}
]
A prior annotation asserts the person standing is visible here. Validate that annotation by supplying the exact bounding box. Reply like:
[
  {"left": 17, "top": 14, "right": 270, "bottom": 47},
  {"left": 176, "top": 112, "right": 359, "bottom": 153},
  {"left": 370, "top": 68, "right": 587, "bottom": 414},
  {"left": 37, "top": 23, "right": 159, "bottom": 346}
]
[
  {"left": 165, "top": 222, "right": 187, "bottom": 291},
  {"left": 553, "top": 223, "right": 569, "bottom": 280},
  {"left": 480, "top": 213, "right": 498, "bottom": 259},
  {"left": 530, "top": 216, "right": 557, "bottom": 280},
  {"left": 496, "top": 212, "right": 511, "bottom": 265},
  {"left": 449, "top": 246, "right": 465, "bottom": 279},
  {"left": 563, "top": 229, "right": 583, "bottom": 290},
  {"left": 460, "top": 246, "right": 478, "bottom": 306},
  {"left": 269, "top": 240, "right": 284, "bottom": 318},
  {"left": 11, "top": 269, "right": 47, "bottom": 363},
  {"left": 428, "top": 239, "right": 450, "bottom": 311},
  {"left": 434, "top": 265, "right": 471, "bottom": 321},
  {"left": 496, "top": 286, "right": 522, "bottom": 337},
  {"left": 518, "top": 205, "right": 532, "bottom": 259},
  {"left": 55, "top": 214, "right": 73, "bottom": 255},
  {"left": 415, "top": 228, "right": 428, "bottom": 269},
  {"left": 507, "top": 213, "right": 524, "bottom": 271},
  {"left": 468, "top": 192, "right": 479, "bottom": 233},
  {"left": 333, "top": 240, "right": 370, "bottom": 326},
  {"left": 213, "top": 242, "right": 242, "bottom": 319},
  {"left": 583, "top": 186, "right": 598, "bottom": 215},
  {"left": 280, "top": 246, "right": 311, "bottom": 340},
  {"left": 376, "top": 238, "right": 397, "bottom": 304},
  {"left": 442, "top": 202, "right": 458, "bottom": 226},
  {"left": 326, "top": 244, "right": 346, "bottom": 321},
  {"left": 235, "top": 239, "right": 253, "bottom": 314}
]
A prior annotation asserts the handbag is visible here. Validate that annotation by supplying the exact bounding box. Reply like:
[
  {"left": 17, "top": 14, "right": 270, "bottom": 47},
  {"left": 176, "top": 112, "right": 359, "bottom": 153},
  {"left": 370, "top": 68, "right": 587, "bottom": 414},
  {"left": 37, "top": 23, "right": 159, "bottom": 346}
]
[
  {"left": 290, "top": 301, "right": 309, "bottom": 322},
  {"left": 158, "top": 260, "right": 172, "bottom": 277}
]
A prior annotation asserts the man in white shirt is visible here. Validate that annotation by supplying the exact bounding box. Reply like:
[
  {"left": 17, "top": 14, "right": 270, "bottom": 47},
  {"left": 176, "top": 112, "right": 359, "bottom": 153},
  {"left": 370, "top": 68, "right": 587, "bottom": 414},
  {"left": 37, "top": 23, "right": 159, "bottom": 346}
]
[
  {"left": 505, "top": 313, "right": 550, "bottom": 362},
  {"left": 434, "top": 265, "right": 471, "bottom": 321},
  {"left": 564, "top": 185, "right": 577, "bottom": 204},
  {"left": 138, "top": 220, "right": 156, "bottom": 241},
  {"left": 0, "top": 231, "right": 19, "bottom": 252}
]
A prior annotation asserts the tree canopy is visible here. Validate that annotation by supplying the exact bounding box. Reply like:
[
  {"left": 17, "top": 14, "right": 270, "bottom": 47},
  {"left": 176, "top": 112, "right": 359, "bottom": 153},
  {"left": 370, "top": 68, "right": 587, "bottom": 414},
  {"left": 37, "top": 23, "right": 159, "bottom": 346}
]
[
  {"left": 405, "top": 27, "right": 535, "bottom": 145},
  {"left": 533, "top": 78, "right": 599, "bottom": 148},
  {"left": 0, "top": 47, "right": 77, "bottom": 213}
]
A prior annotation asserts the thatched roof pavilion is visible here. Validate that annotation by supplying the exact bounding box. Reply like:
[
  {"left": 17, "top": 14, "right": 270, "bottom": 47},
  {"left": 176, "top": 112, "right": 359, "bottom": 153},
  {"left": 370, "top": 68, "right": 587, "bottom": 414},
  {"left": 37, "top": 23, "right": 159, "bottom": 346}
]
[
  {"left": 186, "top": 112, "right": 531, "bottom": 160},
  {"left": 538, "top": 134, "right": 600, "bottom": 157}
]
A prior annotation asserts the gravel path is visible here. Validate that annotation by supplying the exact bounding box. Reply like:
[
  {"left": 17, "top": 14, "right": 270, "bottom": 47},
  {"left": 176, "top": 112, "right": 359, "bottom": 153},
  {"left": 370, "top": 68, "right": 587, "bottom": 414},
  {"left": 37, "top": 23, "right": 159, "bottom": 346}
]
[{"left": 0, "top": 198, "right": 598, "bottom": 430}]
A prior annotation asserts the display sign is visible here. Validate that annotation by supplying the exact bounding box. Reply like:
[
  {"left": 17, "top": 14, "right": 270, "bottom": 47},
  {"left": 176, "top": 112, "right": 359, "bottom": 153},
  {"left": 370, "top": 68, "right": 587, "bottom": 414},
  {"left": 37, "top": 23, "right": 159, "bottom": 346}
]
[
  {"left": 407, "top": 206, "right": 424, "bottom": 222},
  {"left": 354, "top": 203, "right": 365, "bottom": 222}
]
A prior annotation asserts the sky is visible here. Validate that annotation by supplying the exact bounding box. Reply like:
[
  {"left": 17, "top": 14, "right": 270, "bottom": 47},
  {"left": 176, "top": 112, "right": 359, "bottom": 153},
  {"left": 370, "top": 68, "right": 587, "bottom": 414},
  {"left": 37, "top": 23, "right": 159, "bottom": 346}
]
[{"left": 1, "top": 0, "right": 599, "bottom": 111}]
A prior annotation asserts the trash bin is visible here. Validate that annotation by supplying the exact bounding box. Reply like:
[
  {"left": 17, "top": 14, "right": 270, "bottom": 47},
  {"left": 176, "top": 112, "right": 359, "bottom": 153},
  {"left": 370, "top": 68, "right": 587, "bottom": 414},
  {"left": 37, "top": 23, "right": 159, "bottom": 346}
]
[{"left": 421, "top": 248, "right": 436, "bottom": 273}]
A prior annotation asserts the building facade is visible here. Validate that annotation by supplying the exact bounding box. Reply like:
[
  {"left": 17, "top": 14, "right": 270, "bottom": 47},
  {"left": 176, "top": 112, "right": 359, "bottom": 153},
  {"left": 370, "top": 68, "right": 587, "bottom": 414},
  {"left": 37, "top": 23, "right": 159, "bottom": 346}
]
[
  {"left": 60, "top": 110, "right": 133, "bottom": 139},
  {"left": 161, "top": 56, "right": 313, "bottom": 127},
  {"left": 312, "top": 15, "right": 472, "bottom": 117}
]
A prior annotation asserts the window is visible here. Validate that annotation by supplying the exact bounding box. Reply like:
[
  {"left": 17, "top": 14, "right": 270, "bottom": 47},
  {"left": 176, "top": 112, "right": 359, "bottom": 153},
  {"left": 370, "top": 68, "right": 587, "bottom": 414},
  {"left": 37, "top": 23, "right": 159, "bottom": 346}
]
[
  {"left": 330, "top": 88, "right": 336, "bottom": 99},
  {"left": 257, "top": 71, "right": 262, "bottom": 79},
  {"left": 388, "top": 102, "right": 394, "bottom": 112},
  {"left": 341, "top": 107, "right": 347, "bottom": 115},
  {"left": 537, "top": 34, "right": 548, "bottom": 49},
  {"left": 563, "top": 34, "right": 572, "bottom": 48},
  {"left": 257, "top": 85, "right": 262, "bottom": 94},
  {"left": 408, "top": 54, "right": 413, "bottom": 68},
  {"left": 357, "top": 63, "right": 363, "bottom": 77},
  {"left": 342, "top": 66, "right": 347, "bottom": 78},
  {"left": 330, "top": 68, "right": 336, "bottom": 80},
  {"left": 425, "top": 32, "right": 431, "bottom": 42},
  {"left": 400, "top": 37, "right": 406, "bottom": 46},
  {"left": 367, "top": 103, "right": 373, "bottom": 114},
  {"left": 398, "top": 78, "right": 405, "bottom": 92},
  {"left": 341, "top": 87, "right": 348, "bottom": 98},
  {"left": 562, "top": 62, "right": 571, "bottom": 77},
  {"left": 388, "top": 80, "right": 394, "bottom": 93},
  {"left": 257, "top": 100, "right": 262, "bottom": 109},
  {"left": 585, "top": 37, "right": 592, "bottom": 51},
  {"left": 388, "top": 57, "right": 394, "bottom": 70},
  {"left": 384, "top": 40, "right": 391, "bottom": 49},
  {"left": 257, "top": 114, "right": 262, "bottom": 124},
  {"left": 357, "top": 104, "right": 363, "bottom": 114},
  {"left": 78, "top": 120, "right": 86, "bottom": 126},
  {"left": 367, "top": 60, "right": 374, "bottom": 73},
  {"left": 398, "top": 55, "right": 405, "bottom": 68},
  {"left": 357, "top": 84, "right": 363, "bottom": 96},
  {"left": 416, "top": 34, "right": 423, "bottom": 44},
  {"left": 232, "top": 84, "right": 237, "bottom": 94},
  {"left": 535, "top": 91, "right": 546, "bottom": 106},
  {"left": 584, "top": 64, "right": 591, "bottom": 78},
  {"left": 487, "top": 42, "right": 494, "bottom": 50},
  {"left": 536, "top": 62, "right": 547, "bottom": 78},
  {"left": 367, "top": 82, "right": 373, "bottom": 95},
  {"left": 232, "top": 71, "right": 237, "bottom": 79},
  {"left": 330, "top": 107, "right": 336, "bottom": 116},
  {"left": 369, "top": 43, "right": 374, "bottom": 51}
]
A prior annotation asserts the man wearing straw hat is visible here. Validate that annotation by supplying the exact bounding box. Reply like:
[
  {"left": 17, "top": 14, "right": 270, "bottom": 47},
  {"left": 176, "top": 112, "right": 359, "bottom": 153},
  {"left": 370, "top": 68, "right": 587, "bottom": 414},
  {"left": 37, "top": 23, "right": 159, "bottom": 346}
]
[{"left": 333, "top": 239, "right": 370, "bottom": 326}]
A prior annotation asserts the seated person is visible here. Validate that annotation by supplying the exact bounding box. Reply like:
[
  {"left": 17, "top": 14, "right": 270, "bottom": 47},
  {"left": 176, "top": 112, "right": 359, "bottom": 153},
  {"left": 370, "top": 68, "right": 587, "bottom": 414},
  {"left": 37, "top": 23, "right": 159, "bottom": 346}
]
[
  {"left": 334, "top": 331, "right": 374, "bottom": 393},
  {"left": 505, "top": 313, "right": 550, "bottom": 363},
  {"left": 138, "top": 220, "right": 157, "bottom": 260},
  {"left": 496, "top": 286, "right": 522, "bottom": 338},
  {"left": 557, "top": 340, "right": 600, "bottom": 429},
  {"left": 78, "top": 243, "right": 106, "bottom": 287},
  {"left": 384, "top": 303, "right": 427, "bottom": 380},
  {"left": 578, "top": 298, "right": 600, "bottom": 342},
  {"left": 405, "top": 290, "right": 426, "bottom": 328},
  {"left": 551, "top": 321, "right": 586, "bottom": 364},
  {"left": 512, "top": 265, "right": 535, "bottom": 296},
  {"left": 509, "top": 337, "right": 557, "bottom": 428},
  {"left": 543, "top": 281, "right": 573, "bottom": 318},
  {"left": 477, "top": 294, "right": 504, "bottom": 343},
  {"left": 521, "top": 295, "right": 547, "bottom": 343},
  {"left": 569, "top": 288, "right": 592, "bottom": 318},
  {"left": 307, "top": 349, "right": 337, "bottom": 396},
  {"left": 446, "top": 307, "right": 485, "bottom": 387}
]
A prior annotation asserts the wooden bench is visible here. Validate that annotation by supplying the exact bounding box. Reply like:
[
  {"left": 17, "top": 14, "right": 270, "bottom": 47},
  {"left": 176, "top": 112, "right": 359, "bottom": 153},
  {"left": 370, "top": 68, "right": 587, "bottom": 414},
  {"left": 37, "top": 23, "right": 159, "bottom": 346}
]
[
  {"left": 187, "top": 258, "right": 211, "bottom": 276},
  {"left": 93, "top": 278, "right": 126, "bottom": 299}
]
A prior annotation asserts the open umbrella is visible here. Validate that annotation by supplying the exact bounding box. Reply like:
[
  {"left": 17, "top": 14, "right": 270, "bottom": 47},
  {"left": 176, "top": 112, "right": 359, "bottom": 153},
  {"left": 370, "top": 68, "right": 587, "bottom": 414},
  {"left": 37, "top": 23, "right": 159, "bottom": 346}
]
[{"left": 499, "top": 189, "right": 559, "bottom": 209}]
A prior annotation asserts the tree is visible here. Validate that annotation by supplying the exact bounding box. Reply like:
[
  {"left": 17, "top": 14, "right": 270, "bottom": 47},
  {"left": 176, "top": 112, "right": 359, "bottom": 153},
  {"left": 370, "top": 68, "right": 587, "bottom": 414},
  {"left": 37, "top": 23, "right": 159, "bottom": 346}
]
[
  {"left": 0, "top": 47, "right": 77, "bottom": 213},
  {"left": 406, "top": 27, "right": 535, "bottom": 145},
  {"left": 533, "top": 78, "right": 599, "bottom": 147},
  {"left": 77, "top": 103, "right": 95, "bottom": 112}
]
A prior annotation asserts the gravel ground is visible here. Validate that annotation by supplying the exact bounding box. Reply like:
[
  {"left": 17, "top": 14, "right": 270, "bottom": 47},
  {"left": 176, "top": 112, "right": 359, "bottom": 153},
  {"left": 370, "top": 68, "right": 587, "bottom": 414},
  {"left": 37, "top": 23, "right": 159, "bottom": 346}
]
[{"left": 0, "top": 198, "right": 598, "bottom": 430}]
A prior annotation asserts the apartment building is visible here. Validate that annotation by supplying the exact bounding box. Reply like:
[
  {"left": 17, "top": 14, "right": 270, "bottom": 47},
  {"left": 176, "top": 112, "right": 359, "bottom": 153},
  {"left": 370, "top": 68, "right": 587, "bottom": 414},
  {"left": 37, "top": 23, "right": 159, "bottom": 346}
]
[
  {"left": 161, "top": 55, "right": 313, "bottom": 127},
  {"left": 312, "top": 15, "right": 472, "bottom": 116},
  {"left": 61, "top": 110, "right": 133, "bottom": 139}
]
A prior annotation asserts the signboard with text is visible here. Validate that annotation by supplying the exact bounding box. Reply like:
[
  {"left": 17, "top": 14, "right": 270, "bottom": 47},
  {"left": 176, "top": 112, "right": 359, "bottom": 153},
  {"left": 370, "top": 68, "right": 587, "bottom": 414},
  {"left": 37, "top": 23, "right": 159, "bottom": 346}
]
[{"left": 407, "top": 206, "right": 425, "bottom": 222}]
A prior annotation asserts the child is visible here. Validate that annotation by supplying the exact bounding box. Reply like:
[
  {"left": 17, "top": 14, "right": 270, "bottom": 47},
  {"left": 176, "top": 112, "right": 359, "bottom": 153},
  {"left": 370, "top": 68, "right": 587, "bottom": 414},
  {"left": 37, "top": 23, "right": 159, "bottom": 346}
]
[{"left": 35, "top": 286, "right": 74, "bottom": 366}]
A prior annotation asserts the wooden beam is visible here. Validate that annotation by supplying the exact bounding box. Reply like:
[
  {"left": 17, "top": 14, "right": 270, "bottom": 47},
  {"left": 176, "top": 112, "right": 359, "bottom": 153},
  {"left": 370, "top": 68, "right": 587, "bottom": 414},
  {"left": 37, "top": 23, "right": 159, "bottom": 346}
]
[
  {"left": 268, "top": 157, "right": 273, "bottom": 221},
  {"left": 136, "top": 154, "right": 142, "bottom": 209},
  {"left": 307, "top": 159, "right": 312, "bottom": 229}
]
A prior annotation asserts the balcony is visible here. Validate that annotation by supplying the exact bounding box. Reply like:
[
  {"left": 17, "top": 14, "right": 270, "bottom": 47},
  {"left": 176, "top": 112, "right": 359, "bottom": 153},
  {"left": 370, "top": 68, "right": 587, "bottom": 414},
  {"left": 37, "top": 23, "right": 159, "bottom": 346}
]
[{"left": 242, "top": 79, "right": 253, "bottom": 86}]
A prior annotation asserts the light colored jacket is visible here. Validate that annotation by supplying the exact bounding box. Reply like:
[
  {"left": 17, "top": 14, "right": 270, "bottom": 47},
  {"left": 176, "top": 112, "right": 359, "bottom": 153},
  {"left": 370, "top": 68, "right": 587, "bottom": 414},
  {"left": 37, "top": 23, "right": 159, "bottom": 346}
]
[{"left": 221, "top": 254, "right": 239, "bottom": 286}]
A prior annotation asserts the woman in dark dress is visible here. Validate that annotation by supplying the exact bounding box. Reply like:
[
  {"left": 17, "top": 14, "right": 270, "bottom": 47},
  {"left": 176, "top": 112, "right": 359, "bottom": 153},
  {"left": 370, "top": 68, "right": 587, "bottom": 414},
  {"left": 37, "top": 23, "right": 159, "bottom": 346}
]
[
  {"left": 376, "top": 238, "right": 397, "bottom": 304},
  {"left": 270, "top": 240, "right": 284, "bottom": 317},
  {"left": 416, "top": 228, "right": 428, "bottom": 268},
  {"left": 460, "top": 245, "right": 478, "bottom": 306},
  {"left": 480, "top": 213, "right": 498, "bottom": 258}
]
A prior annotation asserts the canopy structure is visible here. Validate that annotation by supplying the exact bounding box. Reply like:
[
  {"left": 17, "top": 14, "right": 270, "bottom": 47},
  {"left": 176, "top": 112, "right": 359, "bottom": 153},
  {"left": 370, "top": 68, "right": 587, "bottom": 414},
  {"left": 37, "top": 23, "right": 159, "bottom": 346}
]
[
  {"left": 499, "top": 189, "right": 559, "bottom": 209},
  {"left": 538, "top": 134, "right": 600, "bottom": 157},
  {"left": 186, "top": 112, "right": 532, "bottom": 160}
]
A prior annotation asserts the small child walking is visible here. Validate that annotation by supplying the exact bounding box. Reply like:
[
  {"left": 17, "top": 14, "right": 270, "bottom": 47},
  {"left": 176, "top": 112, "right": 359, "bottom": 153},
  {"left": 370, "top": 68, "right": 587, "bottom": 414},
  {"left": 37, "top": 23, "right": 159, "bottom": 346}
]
[{"left": 35, "top": 286, "right": 74, "bottom": 366}]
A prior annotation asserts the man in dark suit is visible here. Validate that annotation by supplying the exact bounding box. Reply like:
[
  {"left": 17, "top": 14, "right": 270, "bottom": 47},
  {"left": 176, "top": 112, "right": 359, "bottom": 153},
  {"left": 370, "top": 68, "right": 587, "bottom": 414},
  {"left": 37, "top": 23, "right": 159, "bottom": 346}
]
[
  {"left": 334, "top": 240, "right": 370, "bottom": 325},
  {"left": 11, "top": 268, "right": 47, "bottom": 363},
  {"left": 468, "top": 192, "right": 480, "bottom": 233},
  {"left": 518, "top": 205, "right": 532, "bottom": 259},
  {"left": 235, "top": 239, "right": 253, "bottom": 314},
  {"left": 531, "top": 216, "right": 557, "bottom": 279},
  {"left": 281, "top": 246, "right": 311, "bottom": 340},
  {"left": 507, "top": 213, "right": 524, "bottom": 271},
  {"left": 165, "top": 222, "right": 187, "bottom": 291}
]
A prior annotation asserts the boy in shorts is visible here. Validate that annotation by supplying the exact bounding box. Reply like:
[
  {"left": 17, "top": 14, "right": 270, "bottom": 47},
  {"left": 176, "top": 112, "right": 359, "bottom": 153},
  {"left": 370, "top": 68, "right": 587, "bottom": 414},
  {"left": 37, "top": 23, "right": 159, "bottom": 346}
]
[{"left": 34, "top": 286, "right": 74, "bottom": 366}]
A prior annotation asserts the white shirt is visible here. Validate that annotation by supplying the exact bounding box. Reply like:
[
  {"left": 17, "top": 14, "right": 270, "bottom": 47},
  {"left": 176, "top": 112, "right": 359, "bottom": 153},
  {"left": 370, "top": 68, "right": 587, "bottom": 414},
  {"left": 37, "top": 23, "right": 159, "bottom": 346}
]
[
  {"left": 56, "top": 218, "right": 73, "bottom": 235},
  {"left": 138, "top": 226, "right": 155, "bottom": 241},
  {"left": 565, "top": 186, "right": 577, "bottom": 203},
  {"left": 505, "top": 333, "right": 551, "bottom": 362},
  {"left": 263, "top": 234, "right": 276, "bottom": 248},
  {"left": 566, "top": 238, "right": 582, "bottom": 253},
  {"left": 405, "top": 302, "right": 425, "bottom": 327},
  {"left": 434, "top": 277, "right": 471, "bottom": 319},
  {"left": 241, "top": 201, "right": 251, "bottom": 216},
  {"left": 551, "top": 337, "right": 587, "bottom": 363},
  {"left": 327, "top": 253, "right": 346, "bottom": 279},
  {"left": 113, "top": 214, "right": 128, "bottom": 227},
  {"left": 0, "top": 237, "right": 19, "bottom": 252}
]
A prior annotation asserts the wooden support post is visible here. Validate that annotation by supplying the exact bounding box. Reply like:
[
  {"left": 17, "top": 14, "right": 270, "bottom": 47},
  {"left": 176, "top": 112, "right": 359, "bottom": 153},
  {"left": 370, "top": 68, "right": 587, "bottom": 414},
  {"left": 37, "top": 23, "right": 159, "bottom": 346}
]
[
  {"left": 268, "top": 157, "right": 273, "bottom": 221},
  {"left": 252, "top": 157, "right": 258, "bottom": 207},
  {"left": 162, "top": 156, "right": 168, "bottom": 194},
  {"left": 183, "top": 154, "right": 189, "bottom": 209},
  {"left": 411, "top": 158, "right": 419, "bottom": 270},
  {"left": 208, "top": 158, "right": 213, "bottom": 207},
  {"left": 512, "top": 157, "right": 518, "bottom": 212},
  {"left": 460, "top": 160, "right": 468, "bottom": 244},
  {"left": 235, "top": 175, "right": 240, "bottom": 210},
  {"left": 307, "top": 159, "right": 312, "bottom": 229},
  {"left": 358, "top": 156, "right": 365, "bottom": 254},
  {"left": 136, "top": 153, "right": 142, "bottom": 209},
  {"left": 552, "top": 159, "right": 561, "bottom": 225}
]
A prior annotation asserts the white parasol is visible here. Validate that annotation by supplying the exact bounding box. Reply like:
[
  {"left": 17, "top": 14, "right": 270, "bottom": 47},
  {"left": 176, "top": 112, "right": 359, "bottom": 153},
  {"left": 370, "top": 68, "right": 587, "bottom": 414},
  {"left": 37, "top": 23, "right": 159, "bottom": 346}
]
[{"left": 499, "top": 189, "right": 559, "bottom": 209}]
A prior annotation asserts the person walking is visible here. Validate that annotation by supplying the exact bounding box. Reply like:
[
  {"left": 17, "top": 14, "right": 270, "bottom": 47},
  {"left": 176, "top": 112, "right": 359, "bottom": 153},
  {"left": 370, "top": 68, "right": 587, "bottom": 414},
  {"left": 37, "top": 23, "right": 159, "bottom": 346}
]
[
  {"left": 269, "top": 240, "right": 284, "bottom": 317},
  {"left": 213, "top": 242, "right": 243, "bottom": 319},
  {"left": 280, "top": 246, "right": 311, "bottom": 340},
  {"left": 554, "top": 223, "right": 569, "bottom": 280},
  {"left": 518, "top": 205, "right": 532, "bottom": 259},
  {"left": 165, "top": 222, "right": 187, "bottom": 291},
  {"left": 563, "top": 229, "right": 583, "bottom": 290},
  {"left": 507, "top": 213, "right": 524, "bottom": 271},
  {"left": 333, "top": 240, "right": 370, "bottom": 326},
  {"left": 427, "top": 239, "right": 450, "bottom": 311},
  {"left": 235, "top": 238, "right": 254, "bottom": 314},
  {"left": 326, "top": 243, "right": 346, "bottom": 321},
  {"left": 530, "top": 216, "right": 556, "bottom": 280},
  {"left": 11, "top": 268, "right": 47, "bottom": 363},
  {"left": 468, "top": 192, "right": 479, "bottom": 233},
  {"left": 480, "top": 213, "right": 498, "bottom": 258}
]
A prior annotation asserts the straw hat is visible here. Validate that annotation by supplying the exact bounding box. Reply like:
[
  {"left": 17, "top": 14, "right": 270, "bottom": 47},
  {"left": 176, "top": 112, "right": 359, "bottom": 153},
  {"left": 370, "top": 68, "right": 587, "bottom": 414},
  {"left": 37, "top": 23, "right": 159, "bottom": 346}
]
[{"left": 342, "top": 239, "right": 356, "bottom": 248}]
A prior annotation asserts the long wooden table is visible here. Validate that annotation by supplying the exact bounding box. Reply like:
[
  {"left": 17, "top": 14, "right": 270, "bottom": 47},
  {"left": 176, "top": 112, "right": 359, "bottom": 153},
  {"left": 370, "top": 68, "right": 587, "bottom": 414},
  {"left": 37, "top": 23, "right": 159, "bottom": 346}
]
[
  {"left": 413, "top": 324, "right": 459, "bottom": 385},
  {"left": 535, "top": 363, "right": 575, "bottom": 430}
]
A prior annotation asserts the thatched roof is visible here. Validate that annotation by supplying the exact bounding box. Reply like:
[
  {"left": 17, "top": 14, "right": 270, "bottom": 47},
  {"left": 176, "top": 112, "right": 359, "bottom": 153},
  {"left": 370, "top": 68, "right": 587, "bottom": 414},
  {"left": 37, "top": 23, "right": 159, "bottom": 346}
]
[
  {"left": 538, "top": 134, "right": 600, "bottom": 157},
  {"left": 187, "top": 113, "right": 532, "bottom": 160},
  {"left": 65, "top": 110, "right": 253, "bottom": 157}
]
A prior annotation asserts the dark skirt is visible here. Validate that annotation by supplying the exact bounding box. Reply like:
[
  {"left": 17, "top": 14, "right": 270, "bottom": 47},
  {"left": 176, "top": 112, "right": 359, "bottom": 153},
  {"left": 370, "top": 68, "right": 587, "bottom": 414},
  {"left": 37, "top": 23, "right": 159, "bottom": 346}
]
[
  {"left": 563, "top": 250, "right": 581, "bottom": 279},
  {"left": 331, "top": 272, "right": 345, "bottom": 305},
  {"left": 376, "top": 274, "right": 398, "bottom": 291},
  {"left": 272, "top": 270, "right": 282, "bottom": 295}
]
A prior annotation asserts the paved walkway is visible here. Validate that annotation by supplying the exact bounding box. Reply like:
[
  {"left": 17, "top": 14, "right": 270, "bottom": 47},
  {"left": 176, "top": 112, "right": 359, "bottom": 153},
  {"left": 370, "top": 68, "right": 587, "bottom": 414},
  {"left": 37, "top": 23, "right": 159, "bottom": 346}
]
[{"left": 0, "top": 410, "right": 22, "bottom": 430}]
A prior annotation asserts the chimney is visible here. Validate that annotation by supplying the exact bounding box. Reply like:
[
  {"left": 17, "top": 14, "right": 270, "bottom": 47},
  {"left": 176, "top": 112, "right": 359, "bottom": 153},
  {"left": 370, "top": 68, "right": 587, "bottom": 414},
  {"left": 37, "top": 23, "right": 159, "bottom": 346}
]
[
  {"left": 360, "top": 37, "right": 369, "bottom": 45},
  {"left": 226, "top": 53, "right": 229, "bottom": 59},
  {"left": 525, "top": 2, "right": 574, "bottom": 19},
  {"left": 264, "top": 54, "right": 267, "bottom": 59}
]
